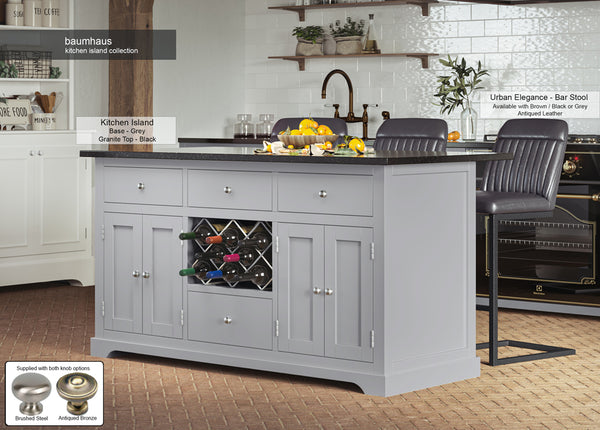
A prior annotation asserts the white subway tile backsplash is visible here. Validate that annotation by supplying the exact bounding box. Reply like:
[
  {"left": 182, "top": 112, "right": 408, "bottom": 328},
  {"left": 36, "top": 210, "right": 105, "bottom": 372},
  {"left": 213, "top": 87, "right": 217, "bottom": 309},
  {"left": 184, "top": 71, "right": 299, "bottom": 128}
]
[
  {"left": 472, "top": 37, "right": 498, "bottom": 53},
  {"left": 472, "top": 4, "right": 498, "bottom": 20},
  {"left": 459, "top": 20, "right": 485, "bottom": 37},
  {"left": 512, "top": 18, "right": 539, "bottom": 35},
  {"left": 445, "top": 5, "right": 472, "bottom": 22},
  {"left": 485, "top": 20, "right": 512, "bottom": 37},
  {"left": 498, "top": 35, "right": 526, "bottom": 52}
]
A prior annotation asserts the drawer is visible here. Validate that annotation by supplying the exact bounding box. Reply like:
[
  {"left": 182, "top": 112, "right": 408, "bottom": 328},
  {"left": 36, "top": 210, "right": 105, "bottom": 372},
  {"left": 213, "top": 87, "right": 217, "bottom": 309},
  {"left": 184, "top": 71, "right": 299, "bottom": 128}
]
[
  {"left": 188, "top": 292, "right": 272, "bottom": 350},
  {"left": 278, "top": 173, "right": 373, "bottom": 216},
  {"left": 188, "top": 170, "right": 272, "bottom": 211},
  {"left": 104, "top": 167, "right": 183, "bottom": 206}
]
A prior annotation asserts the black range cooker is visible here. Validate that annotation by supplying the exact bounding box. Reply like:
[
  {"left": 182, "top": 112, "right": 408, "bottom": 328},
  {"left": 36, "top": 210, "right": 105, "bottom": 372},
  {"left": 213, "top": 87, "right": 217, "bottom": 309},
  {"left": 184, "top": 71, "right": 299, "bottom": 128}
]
[{"left": 476, "top": 134, "right": 600, "bottom": 316}]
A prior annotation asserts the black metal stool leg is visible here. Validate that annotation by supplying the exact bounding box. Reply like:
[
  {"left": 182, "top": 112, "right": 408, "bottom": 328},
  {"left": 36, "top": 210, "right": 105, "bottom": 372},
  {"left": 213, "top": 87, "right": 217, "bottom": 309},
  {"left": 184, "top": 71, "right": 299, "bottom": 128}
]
[{"left": 476, "top": 213, "right": 576, "bottom": 366}]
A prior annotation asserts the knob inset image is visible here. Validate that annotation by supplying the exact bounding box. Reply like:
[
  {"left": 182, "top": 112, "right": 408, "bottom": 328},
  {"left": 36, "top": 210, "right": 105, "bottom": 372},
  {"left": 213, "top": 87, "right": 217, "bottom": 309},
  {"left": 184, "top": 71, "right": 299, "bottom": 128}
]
[
  {"left": 12, "top": 373, "right": 51, "bottom": 416},
  {"left": 56, "top": 373, "right": 98, "bottom": 415}
]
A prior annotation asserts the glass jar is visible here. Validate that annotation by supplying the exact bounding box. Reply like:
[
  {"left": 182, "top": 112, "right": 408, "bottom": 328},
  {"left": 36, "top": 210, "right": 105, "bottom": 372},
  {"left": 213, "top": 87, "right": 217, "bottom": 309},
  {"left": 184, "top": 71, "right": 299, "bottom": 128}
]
[
  {"left": 255, "top": 114, "right": 275, "bottom": 140},
  {"left": 234, "top": 114, "right": 255, "bottom": 139}
]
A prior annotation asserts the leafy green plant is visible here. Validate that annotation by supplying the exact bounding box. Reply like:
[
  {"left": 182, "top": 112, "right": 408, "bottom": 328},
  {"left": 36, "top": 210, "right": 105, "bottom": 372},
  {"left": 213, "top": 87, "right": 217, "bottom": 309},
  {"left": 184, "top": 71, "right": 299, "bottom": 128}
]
[
  {"left": 0, "top": 61, "right": 18, "bottom": 78},
  {"left": 292, "top": 25, "right": 325, "bottom": 43},
  {"left": 434, "top": 55, "right": 488, "bottom": 115},
  {"left": 49, "top": 66, "right": 62, "bottom": 79},
  {"left": 329, "top": 17, "right": 365, "bottom": 38}
]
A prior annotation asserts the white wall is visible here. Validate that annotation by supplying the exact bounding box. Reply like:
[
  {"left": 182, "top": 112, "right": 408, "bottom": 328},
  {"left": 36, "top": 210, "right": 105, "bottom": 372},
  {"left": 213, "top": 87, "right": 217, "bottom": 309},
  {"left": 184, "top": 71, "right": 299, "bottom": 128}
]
[
  {"left": 74, "top": 0, "right": 109, "bottom": 118},
  {"left": 245, "top": 0, "right": 600, "bottom": 138},
  {"left": 153, "top": 0, "right": 246, "bottom": 138}
]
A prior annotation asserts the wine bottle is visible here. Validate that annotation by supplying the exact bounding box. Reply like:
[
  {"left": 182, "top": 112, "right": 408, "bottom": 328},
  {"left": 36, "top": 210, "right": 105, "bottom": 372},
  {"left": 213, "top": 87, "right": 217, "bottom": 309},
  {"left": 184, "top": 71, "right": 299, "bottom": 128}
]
[
  {"left": 237, "top": 231, "right": 270, "bottom": 250},
  {"left": 205, "top": 227, "right": 242, "bottom": 247},
  {"left": 205, "top": 262, "right": 244, "bottom": 281},
  {"left": 222, "top": 248, "right": 257, "bottom": 265},
  {"left": 193, "top": 244, "right": 227, "bottom": 261},
  {"left": 230, "top": 265, "right": 271, "bottom": 287},
  {"left": 179, "top": 223, "right": 223, "bottom": 241},
  {"left": 179, "top": 260, "right": 212, "bottom": 277}
]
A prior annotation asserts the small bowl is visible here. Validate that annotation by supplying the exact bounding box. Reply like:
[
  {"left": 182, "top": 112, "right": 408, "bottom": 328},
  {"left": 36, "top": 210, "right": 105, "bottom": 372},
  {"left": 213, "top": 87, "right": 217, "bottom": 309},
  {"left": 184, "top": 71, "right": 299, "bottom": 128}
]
[{"left": 278, "top": 134, "right": 339, "bottom": 149}]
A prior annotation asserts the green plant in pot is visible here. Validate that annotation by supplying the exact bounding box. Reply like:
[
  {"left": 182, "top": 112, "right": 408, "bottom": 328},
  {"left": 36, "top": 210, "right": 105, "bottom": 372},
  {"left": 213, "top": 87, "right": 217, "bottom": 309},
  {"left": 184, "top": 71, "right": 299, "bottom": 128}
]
[
  {"left": 329, "top": 17, "right": 365, "bottom": 55},
  {"left": 0, "top": 60, "right": 18, "bottom": 78},
  {"left": 434, "top": 55, "right": 488, "bottom": 141},
  {"left": 292, "top": 25, "right": 325, "bottom": 56}
]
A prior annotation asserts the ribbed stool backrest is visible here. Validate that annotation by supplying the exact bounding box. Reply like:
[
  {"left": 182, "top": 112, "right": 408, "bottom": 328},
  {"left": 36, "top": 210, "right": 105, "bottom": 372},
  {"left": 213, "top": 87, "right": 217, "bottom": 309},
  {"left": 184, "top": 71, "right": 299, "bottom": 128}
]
[{"left": 373, "top": 118, "right": 448, "bottom": 151}]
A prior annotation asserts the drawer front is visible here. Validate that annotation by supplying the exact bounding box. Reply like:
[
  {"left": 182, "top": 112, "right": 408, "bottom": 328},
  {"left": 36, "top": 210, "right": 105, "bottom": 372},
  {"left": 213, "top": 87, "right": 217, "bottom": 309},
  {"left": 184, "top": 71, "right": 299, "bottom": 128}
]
[
  {"left": 278, "top": 173, "right": 373, "bottom": 216},
  {"left": 188, "top": 170, "right": 272, "bottom": 211},
  {"left": 188, "top": 292, "right": 272, "bottom": 350},
  {"left": 104, "top": 167, "right": 183, "bottom": 206}
]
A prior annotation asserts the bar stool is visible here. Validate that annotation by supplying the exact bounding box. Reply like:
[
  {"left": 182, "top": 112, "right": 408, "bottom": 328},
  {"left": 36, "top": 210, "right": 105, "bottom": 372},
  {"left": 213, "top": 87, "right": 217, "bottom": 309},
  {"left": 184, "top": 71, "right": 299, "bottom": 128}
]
[
  {"left": 270, "top": 117, "right": 348, "bottom": 142},
  {"left": 476, "top": 118, "right": 576, "bottom": 366},
  {"left": 374, "top": 118, "right": 447, "bottom": 151}
]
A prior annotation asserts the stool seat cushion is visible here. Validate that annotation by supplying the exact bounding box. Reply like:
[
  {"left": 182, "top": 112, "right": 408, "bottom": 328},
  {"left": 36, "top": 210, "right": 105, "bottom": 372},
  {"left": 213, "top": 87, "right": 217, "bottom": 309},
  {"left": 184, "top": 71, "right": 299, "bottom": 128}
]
[{"left": 476, "top": 191, "right": 554, "bottom": 215}]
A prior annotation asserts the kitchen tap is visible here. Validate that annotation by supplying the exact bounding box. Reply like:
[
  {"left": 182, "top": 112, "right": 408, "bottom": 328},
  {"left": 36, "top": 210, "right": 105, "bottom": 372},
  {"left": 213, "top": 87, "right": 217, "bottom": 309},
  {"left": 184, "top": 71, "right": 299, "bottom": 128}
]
[{"left": 321, "top": 69, "right": 369, "bottom": 140}]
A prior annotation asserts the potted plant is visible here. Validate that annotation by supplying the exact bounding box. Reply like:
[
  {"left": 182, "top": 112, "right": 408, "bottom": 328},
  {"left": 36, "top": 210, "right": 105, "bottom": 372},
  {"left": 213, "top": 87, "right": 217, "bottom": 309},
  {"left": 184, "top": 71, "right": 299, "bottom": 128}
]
[
  {"left": 292, "top": 25, "right": 325, "bottom": 56},
  {"left": 329, "top": 17, "right": 365, "bottom": 55},
  {"left": 434, "top": 55, "right": 488, "bottom": 141}
]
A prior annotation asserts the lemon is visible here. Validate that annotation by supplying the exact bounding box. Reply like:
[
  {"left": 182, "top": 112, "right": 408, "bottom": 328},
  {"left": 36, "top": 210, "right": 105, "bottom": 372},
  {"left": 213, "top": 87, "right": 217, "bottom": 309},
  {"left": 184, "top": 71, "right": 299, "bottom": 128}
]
[
  {"left": 348, "top": 137, "right": 365, "bottom": 153},
  {"left": 290, "top": 129, "right": 302, "bottom": 135}
]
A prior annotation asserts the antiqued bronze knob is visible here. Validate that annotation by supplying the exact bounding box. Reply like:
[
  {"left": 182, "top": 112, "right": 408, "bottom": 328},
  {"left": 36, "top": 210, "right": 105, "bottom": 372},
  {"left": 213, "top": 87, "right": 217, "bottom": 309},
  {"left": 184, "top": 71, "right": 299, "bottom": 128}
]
[
  {"left": 56, "top": 373, "right": 98, "bottom": 415},
  {"left": 12, "top": 373, "right": 51, "bottom": 416}
]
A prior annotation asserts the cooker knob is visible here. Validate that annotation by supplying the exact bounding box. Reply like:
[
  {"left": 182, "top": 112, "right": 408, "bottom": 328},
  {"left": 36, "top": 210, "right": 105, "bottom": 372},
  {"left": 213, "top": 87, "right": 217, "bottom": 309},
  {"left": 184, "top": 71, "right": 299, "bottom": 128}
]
[{"left": 563, "top": 159, "right": 578, "bottom": 175}]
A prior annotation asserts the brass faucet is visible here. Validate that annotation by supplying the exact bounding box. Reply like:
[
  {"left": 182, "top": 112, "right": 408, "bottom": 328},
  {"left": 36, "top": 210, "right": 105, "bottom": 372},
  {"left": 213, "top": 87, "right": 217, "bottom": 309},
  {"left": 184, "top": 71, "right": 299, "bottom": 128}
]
[{"left": 321, "top": 69, "right": 369, "bottom": 140}]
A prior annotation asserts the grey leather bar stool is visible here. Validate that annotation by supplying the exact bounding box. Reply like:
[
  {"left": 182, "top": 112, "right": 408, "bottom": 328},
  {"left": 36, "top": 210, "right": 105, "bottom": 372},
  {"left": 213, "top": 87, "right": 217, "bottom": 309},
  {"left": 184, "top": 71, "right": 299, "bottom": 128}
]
[
  {"left": 270, "top": 117, "right": 348, "bottom": 142},
  {"left": 476, "top": 118, "right": 575, "bottom": 366},
  {"left": 374, "top": 118, "right": 447, "bottom": 151}
]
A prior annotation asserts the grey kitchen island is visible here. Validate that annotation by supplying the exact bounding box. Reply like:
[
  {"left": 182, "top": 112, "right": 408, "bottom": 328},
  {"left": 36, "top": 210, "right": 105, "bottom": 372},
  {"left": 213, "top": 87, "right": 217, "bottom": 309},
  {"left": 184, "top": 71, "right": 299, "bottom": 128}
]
[{"left": 81, "top": 145, "right": 510, "bottom": 397}]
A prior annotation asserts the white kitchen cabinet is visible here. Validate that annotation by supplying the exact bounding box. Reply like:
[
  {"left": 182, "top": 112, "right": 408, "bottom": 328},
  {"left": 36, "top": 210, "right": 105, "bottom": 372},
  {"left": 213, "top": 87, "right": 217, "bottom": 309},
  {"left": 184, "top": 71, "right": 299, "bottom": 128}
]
[
  {"left": 0, "top": 133, "right": 93, "bottom": 286},
  {"left": 103, "top": 212, "right": 183, "bottom": 339}
]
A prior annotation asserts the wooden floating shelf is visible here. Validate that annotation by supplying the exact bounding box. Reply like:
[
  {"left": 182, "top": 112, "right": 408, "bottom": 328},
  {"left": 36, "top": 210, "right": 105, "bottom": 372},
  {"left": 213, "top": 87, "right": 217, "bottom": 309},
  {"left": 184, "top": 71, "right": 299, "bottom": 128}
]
[
  {"left": 268, "top": 0, "right": 439, "bottom": 21},
  {"left": 268, "top": 53, "right": 438, "bottom": 71}
]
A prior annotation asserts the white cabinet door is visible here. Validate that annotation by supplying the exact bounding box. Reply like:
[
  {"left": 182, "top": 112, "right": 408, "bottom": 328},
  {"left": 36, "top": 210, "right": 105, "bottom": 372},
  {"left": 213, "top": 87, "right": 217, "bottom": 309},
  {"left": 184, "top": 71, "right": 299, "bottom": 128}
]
[
  {"left": 277, "top": 223, "right": 325, "bottom": 356},
  {"left": 0, "top": 146, "right": 34, "bottom": 258}
]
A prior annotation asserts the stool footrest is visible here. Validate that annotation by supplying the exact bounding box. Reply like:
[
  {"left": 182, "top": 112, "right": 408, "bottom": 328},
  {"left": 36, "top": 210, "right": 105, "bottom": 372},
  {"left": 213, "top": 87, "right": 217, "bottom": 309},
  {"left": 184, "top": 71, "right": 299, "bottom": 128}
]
[{"left": 477, "top": 340, "right": 575, "bottom": 365}]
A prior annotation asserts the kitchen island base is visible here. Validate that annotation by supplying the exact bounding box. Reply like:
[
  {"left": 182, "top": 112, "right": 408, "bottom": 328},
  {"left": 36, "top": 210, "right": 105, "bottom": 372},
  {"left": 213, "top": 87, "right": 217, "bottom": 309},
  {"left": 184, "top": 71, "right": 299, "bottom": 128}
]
[{"left": 82, "top": 148, "right": 511, "bottom": 397}]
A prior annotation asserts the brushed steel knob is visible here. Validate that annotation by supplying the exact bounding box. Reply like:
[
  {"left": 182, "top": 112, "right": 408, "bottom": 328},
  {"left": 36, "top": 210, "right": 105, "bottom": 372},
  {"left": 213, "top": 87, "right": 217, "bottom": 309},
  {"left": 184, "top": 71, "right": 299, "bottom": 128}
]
[
  {"left": 137, "top": 182, "right": 145, "bottom": 190},
  {"left": 325, "top": 288, "right": 334, "bottom": 296},
  {"left": 37, "top": 150, "right": 43, "bottom": 156},
  {"left": 224, "top": 186, "right": 232, "bottom": 194},
  {"left": 142, "top": 271, "right": 150, "bottom": 279},
  {"left": 223, "top": 316, "right": 232, "bottom": 324},
  {"left": 132, "top": 270, "right": 140, "bottom": 278},
  {"left": 29, "top": 150, "right": 35, "bottom": 156},
  {"left": 319, "top": 190, "right": 327, "bottom": 198},
  {"left": 12, "top": 373, "right": 51, "bottom": 416},
  {"left": 313, "top": 287, "right": 322, "bottom": 295},
  {"left": 56, "top": 373, "right": 98, "bottom": 415}
]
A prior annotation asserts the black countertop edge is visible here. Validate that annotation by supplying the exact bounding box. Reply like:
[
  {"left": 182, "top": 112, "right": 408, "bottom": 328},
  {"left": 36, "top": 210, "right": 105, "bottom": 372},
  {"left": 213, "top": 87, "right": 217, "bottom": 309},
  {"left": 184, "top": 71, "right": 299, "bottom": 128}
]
[{"left": 80, "top": 150, "right": 511, "bottom": 165}]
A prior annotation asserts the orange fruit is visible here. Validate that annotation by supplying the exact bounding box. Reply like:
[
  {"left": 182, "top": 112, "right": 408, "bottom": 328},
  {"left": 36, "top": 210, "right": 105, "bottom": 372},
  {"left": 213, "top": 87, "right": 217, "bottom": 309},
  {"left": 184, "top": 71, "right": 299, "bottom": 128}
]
[
  {"left": 324, "top": 142, "right": 333, "bottom": 150},
  {"left": 290, "top": 129, "right": 302, "bottom": 135},
  {"left": 317, "top": 125, "right": 333, "bottom": 135},
  {"left": 299, "top": 118, "right": 318, "bottom": 130},
  {"left": 301, "top": 127, "right": 317, "bottom": 136},
  {"left": 448, "top": 131, "right": 460, "bottom": 141},
  {"left": 348, "top": 137, "right": 365, "bottom": 153}
]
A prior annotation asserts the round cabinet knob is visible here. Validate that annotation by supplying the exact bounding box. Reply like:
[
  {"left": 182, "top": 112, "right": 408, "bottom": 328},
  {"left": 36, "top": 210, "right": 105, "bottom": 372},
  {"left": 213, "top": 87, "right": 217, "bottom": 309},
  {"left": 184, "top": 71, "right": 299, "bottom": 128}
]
[
  {"left": 223, "top": 316, "right": 232, "bottom": 324},
  {"left": 313, "top": 287, "right": 322, "bottom": 295},
  {"left": 37, "top": 150, "right": 43, "bottom": 156},
  {"left": 224, "top": 186, "right": 232, "bottom": 194},
  {"left": 142, "top": 271, "right": 150, "bottom": 279},
  {"left": 12, "top": 373, "right": 51, "bottom": 416},
  {"left": 132, "top": 270, "right": 140, "bottom": 278},
  {"left": 56, "top": 373, "right": 98, "bottom": 415},
  {"left": 562, "top": 160, "right": 577, "bottom": 175},
  {"left": 319, "top": 190, "right": 327, "bottom": 198},
  {"left": 325, "top": 288, "right": 334, "bottom": 296},
  {"left": 137, "top": 182, "right": 145, "bottom": 190},
  {"left": 29, "top": 150, "right": 35, "bottom": 156}
]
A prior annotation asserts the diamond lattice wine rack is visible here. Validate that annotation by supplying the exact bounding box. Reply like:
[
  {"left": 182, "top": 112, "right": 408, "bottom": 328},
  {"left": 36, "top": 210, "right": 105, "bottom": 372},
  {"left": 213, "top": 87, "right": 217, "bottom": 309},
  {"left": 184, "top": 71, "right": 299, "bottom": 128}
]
[{"left": 182, "top": 218, "right": 273, "bottom": 291}]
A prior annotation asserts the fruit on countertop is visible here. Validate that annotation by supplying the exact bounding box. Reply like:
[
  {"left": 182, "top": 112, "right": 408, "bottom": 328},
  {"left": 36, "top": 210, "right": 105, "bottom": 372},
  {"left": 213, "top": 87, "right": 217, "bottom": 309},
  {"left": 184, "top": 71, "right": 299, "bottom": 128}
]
[
  {"left": 448, "top": 131, "right": 460, "bottom": 141},
  {"left": 347, "top": 136, "right": 365, "bottom": 153}
]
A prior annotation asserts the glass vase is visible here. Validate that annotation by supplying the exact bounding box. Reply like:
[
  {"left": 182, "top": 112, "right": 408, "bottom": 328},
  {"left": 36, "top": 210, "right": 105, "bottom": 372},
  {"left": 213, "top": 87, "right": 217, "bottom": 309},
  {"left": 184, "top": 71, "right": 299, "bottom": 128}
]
[{"left": 460, "top": 100, "right": 478, "bottom": 141}]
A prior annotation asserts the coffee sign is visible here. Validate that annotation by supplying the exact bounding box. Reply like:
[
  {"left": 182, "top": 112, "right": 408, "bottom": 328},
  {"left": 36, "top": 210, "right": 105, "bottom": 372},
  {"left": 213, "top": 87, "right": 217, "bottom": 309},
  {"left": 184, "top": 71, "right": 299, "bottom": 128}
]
[{"left": 0, "top": 99, "right": 31, "bottom": 125}]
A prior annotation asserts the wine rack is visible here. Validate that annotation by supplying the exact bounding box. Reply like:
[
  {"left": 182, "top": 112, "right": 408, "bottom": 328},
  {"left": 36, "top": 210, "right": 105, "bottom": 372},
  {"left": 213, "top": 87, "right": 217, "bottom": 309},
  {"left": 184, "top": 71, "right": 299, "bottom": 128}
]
[{"left": 184, "top": 218, "right": 272, "bottom": 291}]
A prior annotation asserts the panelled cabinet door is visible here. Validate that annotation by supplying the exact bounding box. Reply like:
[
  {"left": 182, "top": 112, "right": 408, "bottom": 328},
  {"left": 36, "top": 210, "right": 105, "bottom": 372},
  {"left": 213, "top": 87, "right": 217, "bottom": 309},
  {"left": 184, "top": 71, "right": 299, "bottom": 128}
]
[
  {"left": 0, "top": 146, "right": 34, "bottom": 258},
  {"left": 324, "top": 227, "right": 374, "bottom": 362},
  {"left": 277, "top": 223, "right": 325, "bottom": 356},
  {"left": 142, "top": 215, "right": 183, "bottom": 339},
  {"left": 104, "top": 212, "right": 143, "bottom": 334}
]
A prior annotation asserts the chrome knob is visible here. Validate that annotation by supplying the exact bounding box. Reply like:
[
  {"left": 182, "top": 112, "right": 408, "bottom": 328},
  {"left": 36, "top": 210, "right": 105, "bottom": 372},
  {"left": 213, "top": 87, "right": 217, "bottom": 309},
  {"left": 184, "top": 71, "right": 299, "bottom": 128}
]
[
  {"left": 37, "top": 150, "right": 43, "bottom": 156},
  {"left": 142, "top": 271, "right": 150, "bottom": 279},
  {"left": 563, "top": 160, "right": 577, "bottom": 175},
  {"left": 29, "top": 150, "right": 35, "bottom": 156},
  {"left": 224, "top": 186, "right": 232, "bottom": 194},
  {"left": 319, "top": 190, "right": 327, "bottom": 198},
  {"left": 313, "top": 287, "right": 322, "bottom": 295},
  {"left": 325, "top": 288, "right": 334, "bottom": 296},
  {"left": 137, "top": 182, "right": 145, "bottom": 190},
  {"left": 56, "top": 373, "right": 98, "bottom": 415},
  {"left": 12, "top": 373, "right": 51, "bottom": 416},
  {"left": 132, "top": 270, "right": 140, "bottom": 278},
  {"left": 223, "top": 316, "right": 232, "bottom": 324}
]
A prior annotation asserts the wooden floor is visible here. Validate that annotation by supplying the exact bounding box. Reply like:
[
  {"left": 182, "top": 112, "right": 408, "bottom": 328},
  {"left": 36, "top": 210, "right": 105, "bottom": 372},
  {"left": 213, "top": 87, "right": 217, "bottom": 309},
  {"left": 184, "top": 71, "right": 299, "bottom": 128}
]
[{"left": 1, "top": 282, "right": 599, "bottom": 430}]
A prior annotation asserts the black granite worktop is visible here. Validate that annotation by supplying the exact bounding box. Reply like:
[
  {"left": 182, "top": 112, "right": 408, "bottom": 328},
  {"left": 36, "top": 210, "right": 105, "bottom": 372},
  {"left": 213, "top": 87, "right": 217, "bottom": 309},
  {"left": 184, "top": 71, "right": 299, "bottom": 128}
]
[{"left": 80, "top": 145, "right": 510, "bottom": 166}]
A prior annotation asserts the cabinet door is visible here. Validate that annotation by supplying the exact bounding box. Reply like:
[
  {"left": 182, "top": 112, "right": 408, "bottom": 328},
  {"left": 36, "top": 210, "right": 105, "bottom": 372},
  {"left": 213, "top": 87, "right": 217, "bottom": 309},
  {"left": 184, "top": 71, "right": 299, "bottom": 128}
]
[
  {"left": 104, "top": 213, "right": 143, "bottom": 333},
  {"left": 277, "top": 223, "right": 325, "bottom": 356},
  {"left": 0, "top": 146, "right": 34, "bottom": 258},
  {"left": 324, "top": 226, "right": 374, "bottom": 362},
  {"left": 35, "top": 145, "right": 90, "bottom": 254},
  {"left": 142, "top": 215, "right": 183, "bottom": 338}
]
